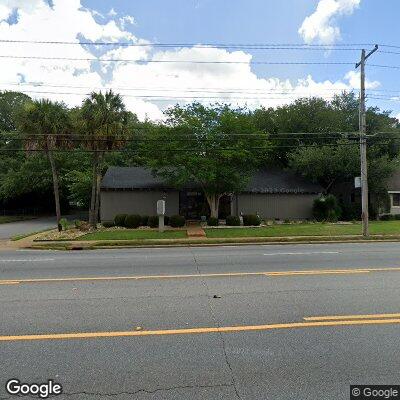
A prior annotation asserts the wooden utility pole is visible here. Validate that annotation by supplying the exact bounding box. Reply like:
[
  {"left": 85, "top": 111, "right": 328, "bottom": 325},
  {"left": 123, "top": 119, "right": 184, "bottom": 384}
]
[{"left": 355, "top": 45, "right": 378, "bottom": 237}]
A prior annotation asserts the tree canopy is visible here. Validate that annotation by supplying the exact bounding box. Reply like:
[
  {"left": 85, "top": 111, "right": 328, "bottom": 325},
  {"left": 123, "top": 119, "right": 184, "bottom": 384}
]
[
  {"left": 0, "top": 91, "right": 399, "bottom": 221},
  {"left": 142, "top": 103, "right": 269, "bottom": 217}
]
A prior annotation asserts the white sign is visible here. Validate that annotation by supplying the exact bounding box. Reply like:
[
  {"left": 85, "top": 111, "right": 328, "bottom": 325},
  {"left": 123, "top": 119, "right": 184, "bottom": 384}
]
[
  {"left": 157, "top": 200, "right": 166, "bottom": 215},
  {"left": 354, "top": 177, "right": 361, "bottom": 189}
]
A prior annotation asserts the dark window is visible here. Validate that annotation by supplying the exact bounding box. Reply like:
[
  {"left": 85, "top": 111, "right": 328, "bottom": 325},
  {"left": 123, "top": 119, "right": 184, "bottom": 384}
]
[{"left": 393, "top": 193, "right": 400, "bottom": 207}]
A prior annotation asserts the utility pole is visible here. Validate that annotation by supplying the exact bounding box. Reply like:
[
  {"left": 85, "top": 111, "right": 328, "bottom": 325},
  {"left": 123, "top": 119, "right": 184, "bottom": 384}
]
[{"left": 355, "top": 45, "right": 378, "bottom": 237}]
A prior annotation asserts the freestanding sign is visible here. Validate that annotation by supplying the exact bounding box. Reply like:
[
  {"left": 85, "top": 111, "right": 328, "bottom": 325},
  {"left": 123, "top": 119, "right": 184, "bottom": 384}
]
[{"left": 157, "top": 200, "right": 166, "bottom": 233}]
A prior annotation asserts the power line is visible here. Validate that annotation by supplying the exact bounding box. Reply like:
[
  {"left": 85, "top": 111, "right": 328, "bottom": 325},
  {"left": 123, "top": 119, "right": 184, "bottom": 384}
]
[
  {"left": 0, "top": 88, "right": 342, "bottom": 101},
  {"left": 0, "top": 55, "right": 356, "bottom": 66},
  {"left": 0, "top": 132, "right": 361, "bottom": 139},
  {"left": 0, "top": 39, "right": 373, "bottom": 49},
  {"left": 0, "top": 81, "right": 360, "bottom": 95},
  {"left": 0, "top": 143, "right": 365, "bottom": 153}
]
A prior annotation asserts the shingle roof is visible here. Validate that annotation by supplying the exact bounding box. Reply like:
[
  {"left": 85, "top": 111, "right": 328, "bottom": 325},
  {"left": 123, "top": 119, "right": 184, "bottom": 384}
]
[
  {"left": 243, "top": 168, "right": 323, "bottom": 194},
  {"left": 101, "top": 166, "right": 323, "bottom": 194},
  {"left": 101, "top": 167, "right": 168, "bottom": 190}
]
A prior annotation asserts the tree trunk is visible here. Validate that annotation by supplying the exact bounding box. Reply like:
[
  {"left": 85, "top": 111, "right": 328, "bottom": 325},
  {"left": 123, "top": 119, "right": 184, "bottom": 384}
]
[
  {"left": 205, "top": 193, "right": 221, "bottom": 219},
  {"left": 47, "top": 150, "right": 62, "bottom": 231},
  {"left": 93, "top": 153, "right": 103, "bottom": 227},
  {"left": 89, "top": 152, "right": 98, "bottom": 229}
]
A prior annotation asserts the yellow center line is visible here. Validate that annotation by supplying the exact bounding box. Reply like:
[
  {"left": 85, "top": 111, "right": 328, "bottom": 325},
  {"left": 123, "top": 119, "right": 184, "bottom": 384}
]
[
  {"left": 304, "top": 313, "right": 400, "bottom": 321},
  {"left": 1, "top": 267, "right": 400, "bottom": 286},
  {"left": 264, "top": 269, "right": 371, "bottom": 276},
  {"left": 1, "top": 318, "right": 400, "bottom": 342}
]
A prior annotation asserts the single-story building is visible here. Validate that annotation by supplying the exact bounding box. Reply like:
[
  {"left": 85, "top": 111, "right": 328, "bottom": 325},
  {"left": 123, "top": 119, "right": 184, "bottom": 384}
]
[
  {"left": 100, "top": 166, "right": 324, "bottom": 222},
  {"left": 388, "top": 170, "right": 400, "bottom": 215}
]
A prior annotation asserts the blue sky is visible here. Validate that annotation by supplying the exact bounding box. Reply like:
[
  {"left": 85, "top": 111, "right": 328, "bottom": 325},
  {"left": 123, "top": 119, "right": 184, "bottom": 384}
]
[{"left": 0, "top": 0, "right": 399, "bottom": 120}]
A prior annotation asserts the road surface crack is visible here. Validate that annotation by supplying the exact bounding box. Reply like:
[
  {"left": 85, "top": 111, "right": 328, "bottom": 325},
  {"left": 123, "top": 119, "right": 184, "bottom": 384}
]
[
  {"left": 58, "top": 383, "right": 234, "bottom": 398},
  {"left": 189, "top": 249, "right": 242, "bottom": 400}
]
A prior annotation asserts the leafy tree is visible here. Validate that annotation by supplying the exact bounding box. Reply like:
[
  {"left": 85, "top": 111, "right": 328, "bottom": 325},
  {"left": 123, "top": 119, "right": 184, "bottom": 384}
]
[
  {"left": 78, "top": 91, "right": 134, "bottom": 228},
  {"left": 288, "top": 139, "right": 398, "bottom": 217},
  {"left": 0, "top": 91, "right": 31, "bottom": 132},
  {"left": 142, "top": 103, "right": 269, "bottom": 218},
  {"left": 16, "top": 100, "right": 71, "bottom": 229}
]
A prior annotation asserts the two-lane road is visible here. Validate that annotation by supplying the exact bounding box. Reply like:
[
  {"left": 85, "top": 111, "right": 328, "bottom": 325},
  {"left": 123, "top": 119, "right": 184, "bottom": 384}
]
[{"left": 1, "top": 242, "right": 400, "bottom": 399}]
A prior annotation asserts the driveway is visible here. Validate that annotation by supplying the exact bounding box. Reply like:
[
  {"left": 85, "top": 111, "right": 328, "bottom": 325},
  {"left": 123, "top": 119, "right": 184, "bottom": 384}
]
[{"left": 0, "top": 214, "right": 86, "bottom": 240}]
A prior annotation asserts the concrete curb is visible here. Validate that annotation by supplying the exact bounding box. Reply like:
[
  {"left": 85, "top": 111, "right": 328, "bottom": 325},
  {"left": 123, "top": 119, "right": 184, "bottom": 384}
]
[{"left": 26, "top": 235, "right": 400, "bottom": 251}]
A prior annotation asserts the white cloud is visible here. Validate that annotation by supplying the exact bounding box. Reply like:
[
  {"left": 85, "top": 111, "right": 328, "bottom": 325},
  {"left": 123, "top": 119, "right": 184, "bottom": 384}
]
[
  {"left": 119, "top": 15, "right": 135, "bottom": 30},
  {"left": 299, "top": 0, "right": 360, "bottom": 44},
  {"left": 108, "top": 8, "right": 117, "bottom": 17},
  {"left": 0, "top": 0, "right": 373, "bottom": 121},
  {"left": 344, "top": 71, "right": 380, "bottom": 89}
]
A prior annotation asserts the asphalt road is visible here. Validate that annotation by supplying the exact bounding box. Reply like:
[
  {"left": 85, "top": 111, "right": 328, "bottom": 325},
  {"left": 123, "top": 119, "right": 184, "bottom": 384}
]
[{"left": 1, "top": 242, "right": 400, "bottom": 399}]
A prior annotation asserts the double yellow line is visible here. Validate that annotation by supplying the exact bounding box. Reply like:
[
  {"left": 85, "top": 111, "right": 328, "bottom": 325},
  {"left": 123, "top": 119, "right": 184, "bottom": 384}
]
[{"left": 1, "top": 313, "right": 399, "bottom": 342}]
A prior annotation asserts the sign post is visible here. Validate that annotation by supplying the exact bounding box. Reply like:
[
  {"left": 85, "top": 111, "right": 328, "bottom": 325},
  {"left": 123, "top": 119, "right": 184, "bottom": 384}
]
[{"left": 157, "top": 200, "right": 166, "bottom": 233}]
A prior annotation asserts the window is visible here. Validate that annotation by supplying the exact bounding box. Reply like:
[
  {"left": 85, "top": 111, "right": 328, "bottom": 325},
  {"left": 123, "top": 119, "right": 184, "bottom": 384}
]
[{"left": 393, "top": 193, "right": 400, "bottom": 207}]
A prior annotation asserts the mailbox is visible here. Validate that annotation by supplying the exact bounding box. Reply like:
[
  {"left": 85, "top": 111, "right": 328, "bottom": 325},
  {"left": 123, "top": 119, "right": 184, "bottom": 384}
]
[{"left": 157, "top": 200, "right": 166, "bottom": 215}]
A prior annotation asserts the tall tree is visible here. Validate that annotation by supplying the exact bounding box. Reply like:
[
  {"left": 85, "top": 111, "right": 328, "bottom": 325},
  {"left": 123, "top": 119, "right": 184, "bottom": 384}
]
[
  {"left": 0, "top": 91, "right": 32, "bottom": 132},
  {"left": 78, "top": 91, "right": 133, "bottom": 228},
  {"left": 143, "top": 103, "right": 268, "bottom": 218},
  {"left": 17, "top": 99, "right": 71, "bottom": 230}
]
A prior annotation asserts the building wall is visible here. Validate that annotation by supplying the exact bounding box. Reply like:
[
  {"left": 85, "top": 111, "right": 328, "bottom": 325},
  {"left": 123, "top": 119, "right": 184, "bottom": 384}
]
[
  {"left": 389, "top": 192, "right": 400, "bottom": 215},
  {"left": 100, "top": 190, "right": 180, "bottom": 221},
  {"left": 234, "top": 193, "right": 319, "bottom": 220}
]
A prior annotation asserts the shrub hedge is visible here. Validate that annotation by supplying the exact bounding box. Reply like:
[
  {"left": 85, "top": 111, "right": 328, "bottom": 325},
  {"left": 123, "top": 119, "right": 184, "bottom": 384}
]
[
  {"left": 207, "top": 217, "right": 219, "bottom": 226},
  {"left": 312, "top": 195, "right": 341, "bottom": 222},
  {"left": 141, "top": 215, "right": 149, "bottom": 226},
  {"left": 226, "top": 215, "right": 240, "bottom": 226},
  {"left": 124, "top": 214, "right": 141, "bottom": 228},
  {"left": 102, "top": 221, "right": 115, "bottom": 228},
  {"left": 148, "top": 216, "right": 159, "bottom": 228},
  {"left": 169, "top": 215, "right": 185, "bottom": 228},
  {"left": 114, "top": 214, "right": 128, "bottom": 227},
  {"left": 243, "top": 214, "right": 261, "bottom": 226}
]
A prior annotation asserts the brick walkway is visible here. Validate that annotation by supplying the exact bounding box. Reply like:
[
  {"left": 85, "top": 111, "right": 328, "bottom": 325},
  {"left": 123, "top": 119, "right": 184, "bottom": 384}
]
[{"left": 186, "top": 225, "right": 206, "bottom": 238}]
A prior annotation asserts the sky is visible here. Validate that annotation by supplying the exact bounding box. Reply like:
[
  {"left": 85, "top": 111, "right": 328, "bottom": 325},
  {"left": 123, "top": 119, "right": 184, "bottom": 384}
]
[{"left": 0, "top": 0, "right": 399, "bottom": 121}]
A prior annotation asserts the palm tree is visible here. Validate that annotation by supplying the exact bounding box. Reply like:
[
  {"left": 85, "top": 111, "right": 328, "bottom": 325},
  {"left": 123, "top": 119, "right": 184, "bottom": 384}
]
[
  {"left": 17, "top": 99, "right": 71, "bottom": 230},
  {"left": 79, "top": 91, "right": 131, "bottom": 228}
]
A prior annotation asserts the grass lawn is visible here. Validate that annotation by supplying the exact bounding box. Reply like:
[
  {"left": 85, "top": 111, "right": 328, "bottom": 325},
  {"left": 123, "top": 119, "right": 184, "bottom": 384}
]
[
  {"left": 0, "top": 215, "right": 35, "bottom": 224},
  {"left": 80, "top": 229, "right": 187, "bottom": 241},
  {"left": 205, "top": 221, "right": 400, "bottom": 238}
]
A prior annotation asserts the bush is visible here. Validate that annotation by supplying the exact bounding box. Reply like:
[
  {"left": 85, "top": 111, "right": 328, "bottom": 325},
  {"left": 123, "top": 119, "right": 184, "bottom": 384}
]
[
  {"left": 243, "top": 214, "right": 261, "bottom": 226},
  {"left": 169, "top": 215, "right": 185, "bottom": 228},
  {"left": 380, "top": 214, "right": 395, "bottom": 221},
  {"left": 59, "top": 218, "right": 69, "bottom": 231},
  {"left": 395, "top": 214, "right": 400, "bottom": 220},
  {"left": 124, "top": 214, "right": 141, "bottom": 229},
  {"left": 148, "top": 215, "right": 159, "bottom": 228},
  {"left": 313, "top": 195, "right": 341, "bottom": 222},
  {"left": 74, "top": 220, "right": 90, "bottom": 231},
  {"left": 340, "top": 202, "right": 361, "bottom": 221},
  {"left": 114, "top": 214, "right": 128, "bottom": 227},
  {"left": 164, "top": 215, "right": 170, "bottom": 226},
  {"left": 207, "top": 216, "right": 219, "bottom": 226},
  {"left": 226, "top": 215, "right": 240, "bottom": 226},
  {"left": 141, "top": 215, "right": 149, "bottom": 226},
  {"left": 102, "top": 221, "right": 115, "bottom": 228}
]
